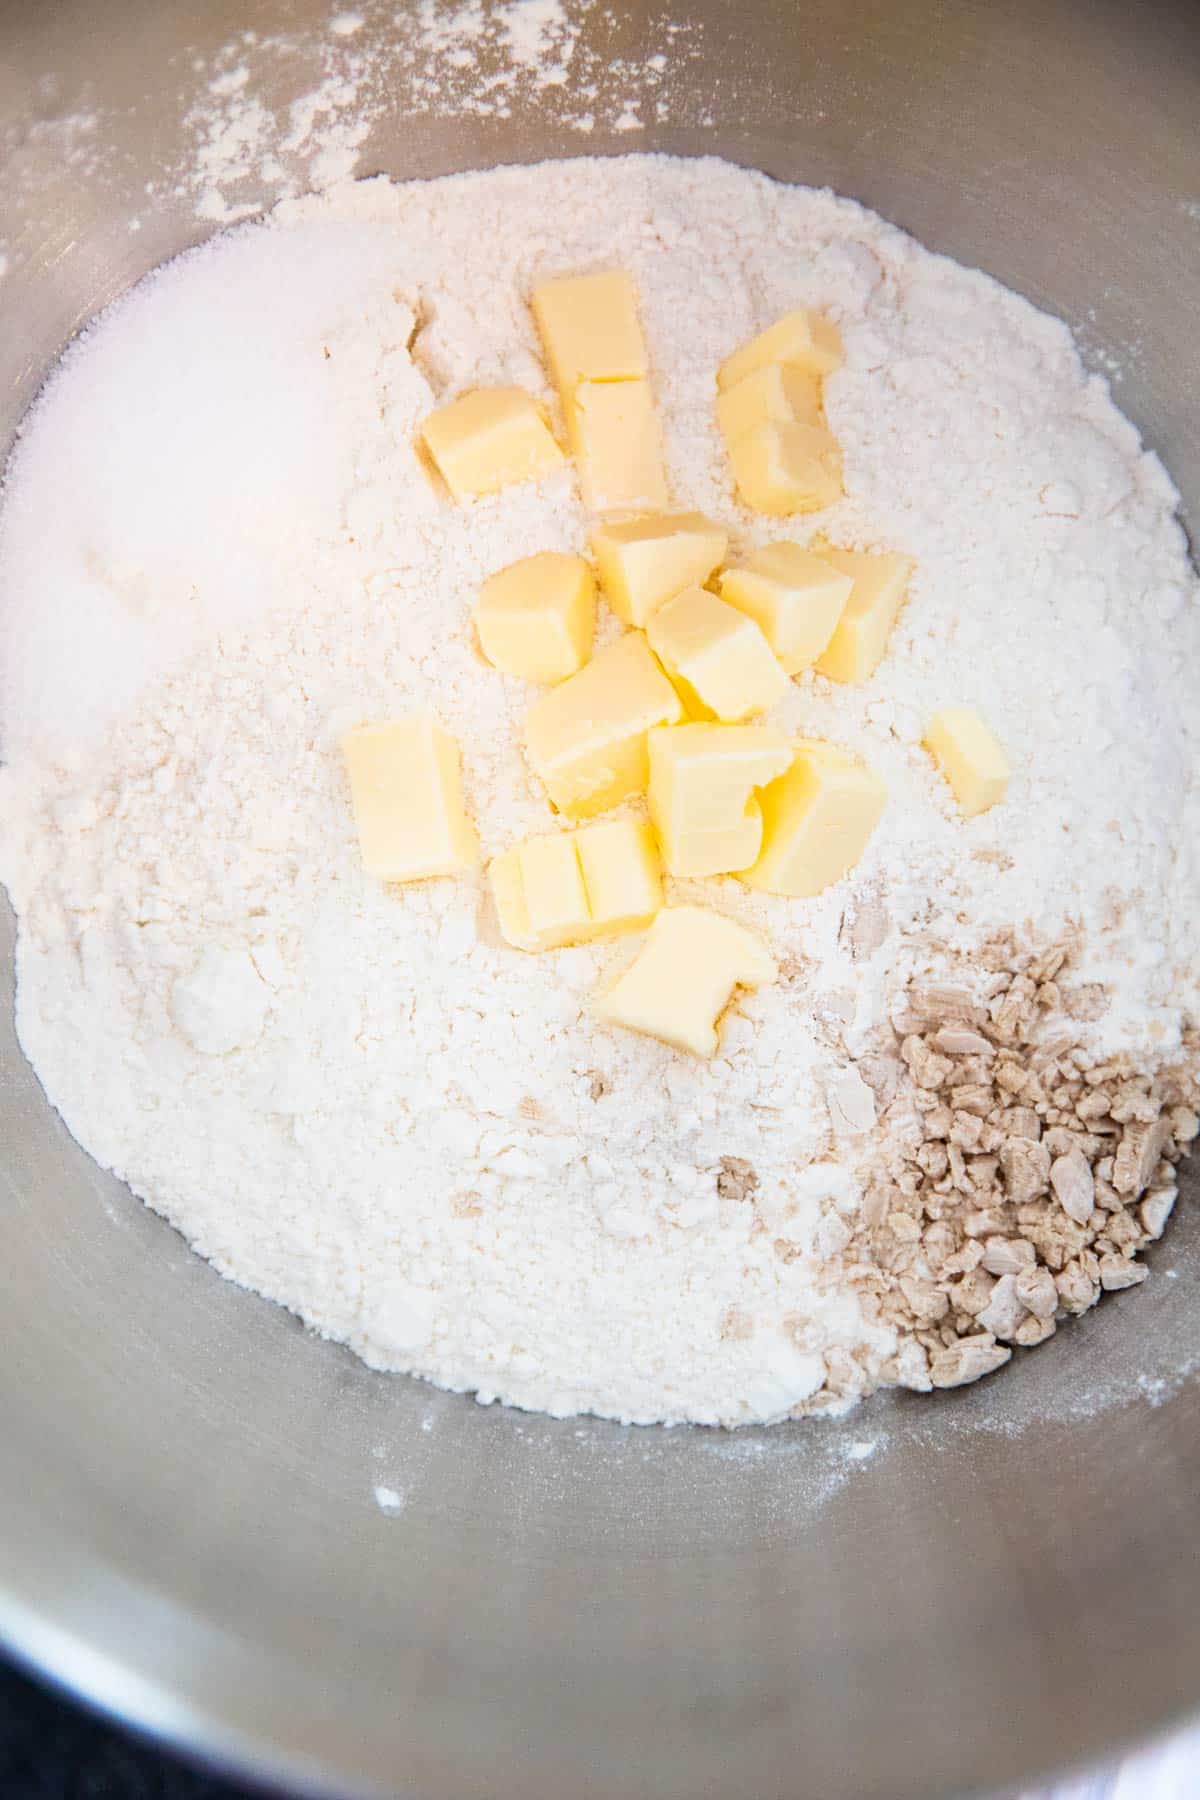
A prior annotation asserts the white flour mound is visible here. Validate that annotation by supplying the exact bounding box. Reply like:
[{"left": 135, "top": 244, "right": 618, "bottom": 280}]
[{"left": 0, "top": 156, "right": 1197, "bottom": 1426}]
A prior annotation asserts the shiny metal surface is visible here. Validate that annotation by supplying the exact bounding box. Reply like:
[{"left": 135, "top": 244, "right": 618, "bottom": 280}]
[{"left": 2, "top": 3, "right": 1199, "bottom": 1797}]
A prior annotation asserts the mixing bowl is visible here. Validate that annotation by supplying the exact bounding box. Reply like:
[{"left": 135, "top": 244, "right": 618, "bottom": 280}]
[{"left": 2, "top": 2, "right": 1198, "bottom": 1795}]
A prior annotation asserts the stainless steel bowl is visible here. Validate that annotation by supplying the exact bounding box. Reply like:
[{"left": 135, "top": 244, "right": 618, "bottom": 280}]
[{"left": 2, "top": 3, "right": 1199, "bottom": 1796}]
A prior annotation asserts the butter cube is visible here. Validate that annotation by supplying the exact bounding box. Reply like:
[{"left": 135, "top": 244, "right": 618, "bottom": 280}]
[
  {"left": 594, "top": 905, "right": 776, "bottom": 1058},
  {"left": 720, "top": 542, "right": 853, "bottom": 674},
  {"left": 490, "top": 849, "right": 538, "bottom": 948},
  {"left": 729, "top": 422, "right": 842, "bottom": 516},
  {"left": 514, "top": 830, "right": 591, "bottom": 947},
  {"left": 568, "top": 378, "right": 668, "bottom": 514},
  {"left": 717, "top": 308, "right": 844, "bottom": 391},
  {"left": 577, "top": 817, "right": 662, "bottom": 932},
  {"left": 739, "top": 740, "right": 885, "bottom": 897},
  {"left": 420, "top": 388, "right": 565, "bottom": 501},
  {"left": 648, "top": 722, "right": 793, "bottom": 878},
  {"left": 924, "top": 707, "right": 1011, "bottom": 817},
  {"left": 590, "top": 511, "right": 728, "bottom": 628},
  {"left": 493, "top": 817, "right": 662, "bottom": 951},
  {"left": 530, "top": 270, "right": 666, "bottom": 514},
  {"left": 524, "top": 631, "right": 684, "bottom": 818},
  {"left": 476, "top": 551, "right": 595, "bottom": 684},
  {"left": 341, "top": 713, "right": 477, "bottom": 882},
  {"left": 717, "top": 362, "right": 823, "bottom": 448},
  {"left": 814, "top": 548, "right": 914, "bottom": 684},
  {"left": 647, "top": 586, "right": 787, "bottom": 722},
  {"left": 531, "top": 270, "right": 648, "bottom": 393}
]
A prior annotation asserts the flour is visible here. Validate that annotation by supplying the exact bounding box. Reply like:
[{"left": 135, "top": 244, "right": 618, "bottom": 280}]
[
  {"left": 168, "top": 1, "right": 701, "bottom": 224},
  {"left": 372, "top": 1484, "right": 407, "bottom": 1515},
  {"left": 1, "top": 156, "right": 1197, "bottom": 1426}
]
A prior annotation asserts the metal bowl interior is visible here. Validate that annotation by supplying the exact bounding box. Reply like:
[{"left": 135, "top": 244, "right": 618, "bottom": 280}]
[{"left": 1, "top": 3, "right": 1199, "bottom": 1797}]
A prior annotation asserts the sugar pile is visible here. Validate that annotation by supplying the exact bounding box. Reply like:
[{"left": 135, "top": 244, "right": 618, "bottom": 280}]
[{"left": 0, "top": 156, "right": 1197, "bottom": 1424}]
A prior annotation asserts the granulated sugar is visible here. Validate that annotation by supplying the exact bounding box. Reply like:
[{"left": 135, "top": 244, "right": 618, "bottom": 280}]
[{"left": 0, "top": 156, "right": 1197, "bottom": 1425}]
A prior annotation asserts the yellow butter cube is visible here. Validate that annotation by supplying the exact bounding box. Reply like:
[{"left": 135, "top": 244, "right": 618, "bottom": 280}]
[
  {"left": 515, "top": 830, "right": 592, "bottom": 946},
  {"left": 594, "top": 905, "right": 776, "bottom": 1058},
  {"left": 647, "top": 585, "right": 787, "bottom": 722},
  {"left": 590, "top": 511, "right": 728, "bottom": 628},
  {"left": 924, "top": 707, "right": 1011, "bottom": 817},
  {"left": 489, "top": 849, "right": 530, "bottom": 945},
  {"left": 729, "top": 422, "right": 842, "bottom": 517},
  {"left": 568, "top": 378, "right": 669, "bottom": 514},
  {"left": 531, "top": 269, "right": 648, "bottom": 393},
  {"left": 716, "top": 362, "right": 823, "bottom": 448},
  {"left": 576, "top": 817, "right": 663, "bottom": 934},
  {"left": 341, "top": 714, "right": 477, "bottom": 882},
  {"left": 493, "top": 836, "right": 589, "bottom": 951},
  {"left": 717, "top": 308, "right": 844, "bottom": 391},
  {"left": 720, "top": 543, "right": 854, "bottom": 675},
  {"left": 476, "top": 551, "right": 595, "bottom": 684},
  {"left": 739, "top": 740, "right": 886, "bottom": 897},
  {"left": 420, "top": 388, "right": 565, "bottom": 502},
  {"left": 524, "top": 631, "right": 684, "bottom": 818},
  {"left": 491, "top": 817, "right": 662, "bottom": 951},
  {"left": 647, "top": 722, "right": 793, "bottom": 878},
  {"left": 813, "top": 548, "right": 914, "bottom": 684}
]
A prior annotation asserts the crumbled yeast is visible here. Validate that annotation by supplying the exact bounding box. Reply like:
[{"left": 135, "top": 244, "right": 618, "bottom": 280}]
[{"left": 827, "top": 948, "right": 1199, "bottom": 1394}]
